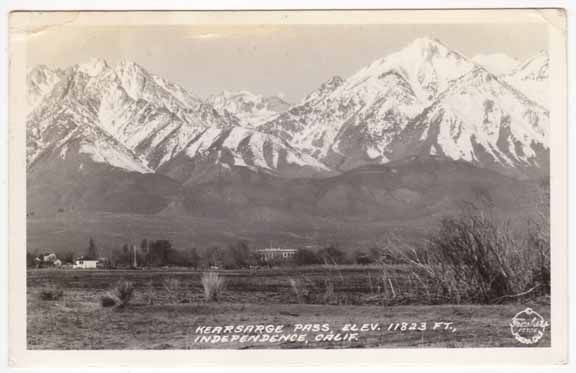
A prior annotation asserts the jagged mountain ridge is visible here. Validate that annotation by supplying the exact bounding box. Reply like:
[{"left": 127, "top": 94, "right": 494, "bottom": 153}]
[
  {"left": 257, "top": 37, "right": 475, "bottom": 167},
  {"left": 386, "top": 67, "right": 549, "bottom": 177},
  {"left": 27, "top": 38, "right": 549, "bottom": 183},
  {"left": 258, "top": 38, "right": 549, "bottom": 176},
  {"left": 27, "top": 65, "right": 66, "bottom": 112},
  {"left": 26, "top": 58, "right": 332, "bottom": 180}
]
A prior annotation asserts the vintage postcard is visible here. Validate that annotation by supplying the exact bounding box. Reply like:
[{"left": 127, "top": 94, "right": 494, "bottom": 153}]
[{"left": 8, "top": 9, "right": 567, "bottom": 367}]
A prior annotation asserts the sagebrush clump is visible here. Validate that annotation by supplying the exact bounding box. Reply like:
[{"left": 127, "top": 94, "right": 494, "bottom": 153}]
[
  {"left": 39, "top": 286, "right": 63, "bottom": 301},
  {"left": 201, "top": 272, "right": 224, "bottom": 302},
  {"left": 100, "top": 280, "right": 135, "bottom": 308}
]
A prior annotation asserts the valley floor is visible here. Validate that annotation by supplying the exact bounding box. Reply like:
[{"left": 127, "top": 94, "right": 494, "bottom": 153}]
[{"left": 27, "top": 269, "right": 550, "bottom": 350}]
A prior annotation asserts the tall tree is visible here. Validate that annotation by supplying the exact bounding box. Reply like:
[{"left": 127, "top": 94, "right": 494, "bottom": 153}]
[
  {"left": 87, "top": 237, "right": 98, "bottom": 260},
  {"left": 186, "top": 248, "right": 200, "bottom": 268},
  {"left": 140, "top": 239, "right": 149, "bottom": 266},
  {"left": 130, "top": 245, "right": 138, "bottom": 268}
]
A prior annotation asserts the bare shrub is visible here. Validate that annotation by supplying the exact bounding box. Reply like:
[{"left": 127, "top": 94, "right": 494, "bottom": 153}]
[
  {"left": 289, "top": 278, "right": 310, "bottom": 304},
  {"left": 323, "top": 279, "right": 337, "bottom": 304},
  {"left": 386, "top": 202, "right": 550, "bottom": 304},
  {"left": 100, "top": 294, "right": 117, "bottom": 307},
  {"left": 524, "top": 184, "right": 550, "bottom": 296},
  {"left": 162, "top": 278, "right": 181, "bottom": 304},
  {"left": 202, "top": 272, "right": 224, "bottom": 302},
  {"left": 39, "top": 286, "right": 63, "bottom": 301},
  {"left": 380, "top": 272, "right": 397, "bottom": 300},
  {"left": 526, "top": 221, "right": 550, "bottom": 296},
  {"left": 104, "top": 280, "right": 135, "bottom": 308},
  {"left": 144, "top": 280, "right": 156, "bottom": 305}
]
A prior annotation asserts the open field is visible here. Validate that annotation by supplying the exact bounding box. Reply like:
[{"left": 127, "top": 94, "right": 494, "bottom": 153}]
[{"left": 27, "top": 269, "right": 550, "bottom": 349}]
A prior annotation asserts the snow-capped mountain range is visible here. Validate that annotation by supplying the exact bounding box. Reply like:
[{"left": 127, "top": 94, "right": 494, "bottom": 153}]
[
  {"left": 26, "top": 37, "right": 550, "bottom": 184},
  {"left": 27, "top": 58, "right": 328, "bottom": 181},
  {"left": 259, "top": 38, "right": 549, "bottom": 175},
  {"left": 208, "top": 91, "right": 291, "bottom": 128}
]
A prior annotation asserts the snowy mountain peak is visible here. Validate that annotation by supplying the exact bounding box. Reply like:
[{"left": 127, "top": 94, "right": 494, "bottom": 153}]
[
  {"left": 346, "top": 36, "right": 475, "bottom": 104},
  {"left": 115, "top": 59, "right": 147, "bottom": 75},
  {"left": 28, "top": 64, "right": 56, "bottom": 79},
  {"left": 27, "top": 65, "right": 65, "bottom": 110},
  {"left": 302, "top": 75, "right": 344, "bottom": 104},
  {"left": 258, "top": 37, "right": 548, "bottom": 177},
  {"left": 77, "top": 58, "right": 110, "bottom": 76},
  {"left": 407, "top": 36, "right": 449, "bottom": 55}
]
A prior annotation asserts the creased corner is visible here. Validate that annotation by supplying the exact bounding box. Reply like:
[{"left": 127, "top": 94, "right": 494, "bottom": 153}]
[
  {"left": 9, "top": 11, "right": 80, "bottom": 39},
  {"left": 535, "top": 9, "right": 567, "bottom": 36}
]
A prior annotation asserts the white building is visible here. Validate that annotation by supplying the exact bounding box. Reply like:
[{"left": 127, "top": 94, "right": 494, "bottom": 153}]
[
  {"left": 256, "top": 248, "right": 297, "bottom": 262},
  {"left": 73, "top": 259, "right": 98, "bottom": 269}
]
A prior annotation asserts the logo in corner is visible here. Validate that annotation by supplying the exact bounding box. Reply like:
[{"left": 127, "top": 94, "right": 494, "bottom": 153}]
[{"left": 510, "top": 308, "right": 549, "bottom": 345}]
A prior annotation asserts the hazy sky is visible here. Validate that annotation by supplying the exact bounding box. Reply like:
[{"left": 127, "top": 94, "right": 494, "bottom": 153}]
[{"left": 25, "top": 24, "right": 547, "bottom": 102}]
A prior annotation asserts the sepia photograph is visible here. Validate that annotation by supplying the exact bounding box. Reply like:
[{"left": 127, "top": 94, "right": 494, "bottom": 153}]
[{"left": 6, "top": 8, "right": 569, "bottom": 367}]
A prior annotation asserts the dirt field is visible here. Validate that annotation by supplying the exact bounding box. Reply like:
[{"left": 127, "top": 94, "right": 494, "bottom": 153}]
[{"left": 27, "top": 269, "right": 551, "bottom": 349}]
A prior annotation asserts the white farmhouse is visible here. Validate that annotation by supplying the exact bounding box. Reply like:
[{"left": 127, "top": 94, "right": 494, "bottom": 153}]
[
  {"left": 73, "top": 258, "right": 98, "bottom": 269},
  {"left": 255, "top": 247, "right": 297, "bottom": 262}
]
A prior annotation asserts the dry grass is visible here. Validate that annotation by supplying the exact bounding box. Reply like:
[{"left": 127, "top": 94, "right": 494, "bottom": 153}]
[
  {"left": 27, "top": 289, "right": 551, "bottom": 350},
  {"left": 201, "top": 272, "right": 225, "bottom": 302},
  {"left": 39, "top": 286, "right": 63, "bottom": 301}
]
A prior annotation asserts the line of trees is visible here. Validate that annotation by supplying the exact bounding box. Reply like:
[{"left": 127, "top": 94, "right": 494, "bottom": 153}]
[
  {"left": 106, "top": 239, "right": 385, "bottom": 269},
  {"left": 27, "top": 236, "right": 388, "bottom": 270},
  {"left": 293, "top": 246, "right": 382, "bottom": 266},
  {"left": 108, "top": 239, "right": 257, "bottom": 269}
]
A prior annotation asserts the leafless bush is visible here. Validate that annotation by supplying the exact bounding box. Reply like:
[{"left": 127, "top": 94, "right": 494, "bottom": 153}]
[
  {"left": 162, "top": 278, "right": 181, "bottom": 304},
  {"left": 289, "top": 277, "right": 310, "bottom": 304},
  {"left": 526, "top": 222, "right": 550, "bottom": 295},
  {"left": 202, "top": 272, "right": 225, "bottom": 302},
  {"left": 380, "top": 272, "right": 397, "bottom": 300},
  {"left": 386, "top": 204, "right": 550, "bottom": 304},
  {"left": 39, "top": 286, "right": 63, "bottom": 301},
  {"left": 101, "top": 280, "right": 135, "bottom": 308},
  {"left": 323, "top": 278, "right": 337, "bottom": 304},
  {"left": 525, "top": 185, "right": 550, "bottom": 296},
  {"left": 100, "top": 294, "right": 116, "bottom": 307},
  {"left": 144, "top": 280, "right": 156, "bottom": 305},
  {"left": 114, "top": 280, "right": 135, "bottom": 306}
]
